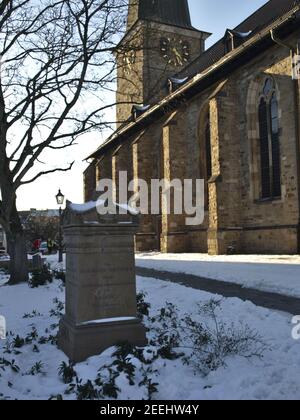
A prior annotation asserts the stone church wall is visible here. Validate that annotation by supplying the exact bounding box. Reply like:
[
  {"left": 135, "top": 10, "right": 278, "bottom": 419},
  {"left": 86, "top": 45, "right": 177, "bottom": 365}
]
[
  {"left": 237, "top": 35, "right": 300, "bottom": 254},
  {"left": 84, "top": 31, "right": 300, "bottom": 255}
]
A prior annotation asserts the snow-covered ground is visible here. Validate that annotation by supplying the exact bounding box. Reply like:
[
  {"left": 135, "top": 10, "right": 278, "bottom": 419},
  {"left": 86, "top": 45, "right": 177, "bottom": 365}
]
[
  {"left": 1, "top": 264, "right": 300, "bottom": 400},
  {"left": 136, "top": 253, "right": 300, "bottom": 298}
]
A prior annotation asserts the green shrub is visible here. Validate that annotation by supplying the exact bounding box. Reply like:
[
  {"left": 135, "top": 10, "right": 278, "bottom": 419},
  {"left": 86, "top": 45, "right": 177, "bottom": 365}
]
[
  {"left": 137, "top": 292, "right": 151, "bottom": 320},
  {"left": 29, "top": 266, "right": 53, "bottom": 288},
  {"left": 53, "top": 269, "right": 66, "bottom": 284},
  {"left": 58, "top": 361, "right": 77, "bottom": 384}
]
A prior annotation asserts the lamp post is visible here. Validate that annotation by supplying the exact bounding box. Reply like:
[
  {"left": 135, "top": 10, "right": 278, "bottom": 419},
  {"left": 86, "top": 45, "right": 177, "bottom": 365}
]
[{"left": 56, "top": 189, "right": 65, "bottom": 263}]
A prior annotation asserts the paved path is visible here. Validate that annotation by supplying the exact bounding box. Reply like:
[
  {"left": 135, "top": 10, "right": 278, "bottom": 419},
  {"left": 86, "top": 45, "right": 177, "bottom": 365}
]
[{"left": 136, "top": 267, "right": 300, "bottom": 315}]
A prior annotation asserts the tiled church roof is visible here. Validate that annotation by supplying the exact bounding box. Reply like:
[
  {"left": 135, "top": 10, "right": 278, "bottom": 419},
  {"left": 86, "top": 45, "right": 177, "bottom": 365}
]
[
  {"left": 180, "top": 0, "right": 299, "bottom": 77},
  {"left": 138, "top": 0, "right": 193, "bottom": 30}
]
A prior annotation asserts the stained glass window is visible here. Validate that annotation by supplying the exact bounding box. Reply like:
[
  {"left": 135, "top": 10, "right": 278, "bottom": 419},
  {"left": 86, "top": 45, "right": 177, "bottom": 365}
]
[{"left": 258, "top": 79, "right": 281, "bottom": 199}]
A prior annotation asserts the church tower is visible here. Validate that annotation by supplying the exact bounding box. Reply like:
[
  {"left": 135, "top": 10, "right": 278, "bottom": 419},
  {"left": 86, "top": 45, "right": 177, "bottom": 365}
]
[{"left": 116, "top": 0, "right": 210, "bottom": 125}]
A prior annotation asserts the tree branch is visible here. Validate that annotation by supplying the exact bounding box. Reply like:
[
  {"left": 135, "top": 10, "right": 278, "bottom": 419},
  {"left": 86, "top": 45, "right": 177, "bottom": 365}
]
[{"left": 20, "top": 161, "right": 75, "bottom": 186}]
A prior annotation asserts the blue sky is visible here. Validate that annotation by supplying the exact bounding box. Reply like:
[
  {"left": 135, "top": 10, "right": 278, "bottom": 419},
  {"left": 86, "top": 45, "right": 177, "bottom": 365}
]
[
  {"left": 18, "top": 0, "right": 269, "bottom": 210},
  {"left": 189, "top": 0, "right": 268, "bottom": 47}
]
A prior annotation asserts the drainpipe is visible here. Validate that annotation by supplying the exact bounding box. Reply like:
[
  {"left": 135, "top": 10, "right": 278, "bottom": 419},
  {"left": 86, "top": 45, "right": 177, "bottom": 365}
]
[
  {"left": 270, "top": 29, "right": 296, "bottom": 53},
  {"left": 294, "top": 45, "right": 300, "bottom": 254},
  {"left": 270, "top": 29, "right": 300, "bottom": 253}
]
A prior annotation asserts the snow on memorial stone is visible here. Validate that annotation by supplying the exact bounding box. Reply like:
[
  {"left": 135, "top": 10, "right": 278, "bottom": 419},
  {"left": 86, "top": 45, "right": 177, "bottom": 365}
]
[{"left": 58, "top": 200, "right": 146, "bottom": 362}]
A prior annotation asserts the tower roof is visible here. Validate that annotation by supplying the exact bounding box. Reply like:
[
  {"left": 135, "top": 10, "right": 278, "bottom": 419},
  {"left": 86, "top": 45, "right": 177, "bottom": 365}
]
[{"left": 138, "top": 0, "right": 193, "bottom": 29}]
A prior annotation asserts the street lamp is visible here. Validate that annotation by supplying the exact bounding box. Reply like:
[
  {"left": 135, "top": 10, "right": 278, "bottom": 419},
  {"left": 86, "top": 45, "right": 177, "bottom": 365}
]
[{"left": 56, "top": 189, "right": 65, "bottom": 263}]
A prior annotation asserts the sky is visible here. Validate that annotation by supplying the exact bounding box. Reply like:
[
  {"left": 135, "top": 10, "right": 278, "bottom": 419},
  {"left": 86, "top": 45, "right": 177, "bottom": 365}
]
[{"left": 16, "top": 0, "right": 268, "bottom": 211}]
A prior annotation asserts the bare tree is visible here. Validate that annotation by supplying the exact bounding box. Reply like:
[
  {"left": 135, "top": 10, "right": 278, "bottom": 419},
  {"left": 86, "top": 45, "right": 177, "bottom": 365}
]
[{"left": 0, "top": 0, "right": 130, "bottom": 284}]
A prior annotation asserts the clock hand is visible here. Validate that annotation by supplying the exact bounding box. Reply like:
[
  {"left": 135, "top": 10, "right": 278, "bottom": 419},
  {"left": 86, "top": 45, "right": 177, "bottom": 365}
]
[
  {"left": 172, "top": 48, "right": 182, "bottom": 65},
  {"left": 172, "top": 48, "right": 182, "bottom": 61}
]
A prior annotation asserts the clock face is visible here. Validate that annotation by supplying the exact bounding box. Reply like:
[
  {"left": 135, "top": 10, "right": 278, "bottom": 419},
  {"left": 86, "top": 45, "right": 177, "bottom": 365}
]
[
  {"left": 122, "top": 50, "right": 136, "bottom": 75},
  {"left": 160, "top": 37, "right": 190, "bottom": 67}
]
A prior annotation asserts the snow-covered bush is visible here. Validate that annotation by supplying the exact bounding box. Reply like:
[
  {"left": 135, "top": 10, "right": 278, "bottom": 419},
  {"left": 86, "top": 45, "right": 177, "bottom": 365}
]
[
  {"left": 53, "top": 270, "right": 66, "bottom": 284},
  {"left": 0, "top": 290, "right": 268, "bottom": 400},
  {"left": 136, "top": 292, "right": 151, "bottom": 320},
  {"left": 138, "top": 295, "right": 267, "bottom": 375},
  {"left": 181, "top": 299, "right": 268, "bottom": 375}
]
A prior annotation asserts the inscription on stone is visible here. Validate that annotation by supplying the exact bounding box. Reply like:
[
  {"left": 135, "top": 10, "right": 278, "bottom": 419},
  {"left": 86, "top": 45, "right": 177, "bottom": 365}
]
[{"left": 58, "top": 200, "right": 147, "bottom": 362}]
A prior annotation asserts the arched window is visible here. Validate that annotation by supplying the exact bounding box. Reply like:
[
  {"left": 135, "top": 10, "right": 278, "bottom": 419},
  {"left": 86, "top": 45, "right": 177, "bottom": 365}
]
[{"left": 258, "top": 78, "right": 281, "bottom": 199}]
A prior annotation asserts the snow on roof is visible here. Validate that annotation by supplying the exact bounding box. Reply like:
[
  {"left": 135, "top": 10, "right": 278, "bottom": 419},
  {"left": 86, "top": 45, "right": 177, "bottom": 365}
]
[
  {"left": 69, "top": 200, "right": 139, "bottom": 215},
  {"left": 69, "top": 201, "right": 98, "bottom": 213}
]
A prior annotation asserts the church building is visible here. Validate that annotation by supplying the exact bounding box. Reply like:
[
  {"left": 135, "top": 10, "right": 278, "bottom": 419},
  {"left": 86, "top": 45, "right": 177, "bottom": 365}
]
[{"left": 84, "top": 0, "right": 300, "bottom": 255}]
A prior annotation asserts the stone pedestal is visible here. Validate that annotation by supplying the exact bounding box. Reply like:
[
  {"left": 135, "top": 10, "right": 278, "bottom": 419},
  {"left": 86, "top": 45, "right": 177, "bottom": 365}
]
[{"left": 58, "top": 201, "right": 147, "bottom": 363}]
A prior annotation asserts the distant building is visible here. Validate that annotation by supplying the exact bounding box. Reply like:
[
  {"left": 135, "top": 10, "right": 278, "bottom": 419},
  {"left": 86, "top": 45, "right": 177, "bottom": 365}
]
[
  {"left": 1, "top": 210, "right": 60, "bottom": 255},
  {"left": 19, "top": 208, "right": 60, "bottom": 225},
  {"left": 20, "top": 209, "right": 60, "bottom": 246}
]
